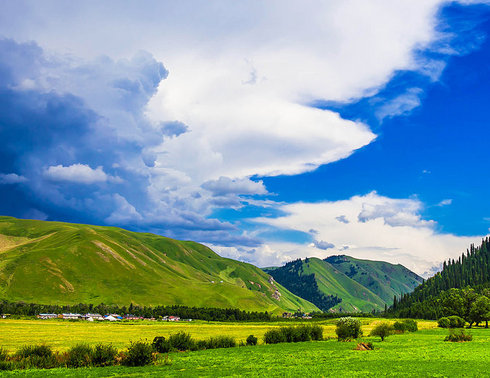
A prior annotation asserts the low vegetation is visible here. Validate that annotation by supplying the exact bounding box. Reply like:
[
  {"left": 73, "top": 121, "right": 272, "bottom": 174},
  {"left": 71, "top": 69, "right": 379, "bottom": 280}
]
[
  {"left": 370, "top": 322, "right": 393, "bottom": 341},
  {"left": 335, "top": 317, "right": 362, "bottom": 340},
  {"left": 263, "top": 324, "right": 323, "bottom": 344},
  {"left": 444, "top": 328, "right": 473, "bottom": 342}
]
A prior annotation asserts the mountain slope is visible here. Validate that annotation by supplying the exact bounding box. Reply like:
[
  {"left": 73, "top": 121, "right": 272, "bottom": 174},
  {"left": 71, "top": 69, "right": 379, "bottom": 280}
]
[
  {"left": 325, "top": 255, "right": 423, "bottom": 303},
  {"left": 265, "top": 256, "right": 422, "bottom": 312},
  {"left": 265, "top": 258, "right": 386, "bottom": 312},
  {"left": 0, "top": 216, "right": 317, "bottom": 313}
]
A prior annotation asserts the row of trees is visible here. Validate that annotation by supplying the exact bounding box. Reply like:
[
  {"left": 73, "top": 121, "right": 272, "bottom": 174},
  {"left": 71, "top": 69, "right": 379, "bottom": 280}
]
[{"left": 0, "top": 301, "right": 273, "bottom": 322}]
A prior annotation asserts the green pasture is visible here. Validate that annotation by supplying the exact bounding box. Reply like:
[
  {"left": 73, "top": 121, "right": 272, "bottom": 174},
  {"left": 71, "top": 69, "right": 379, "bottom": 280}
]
[
  {"left": 1, "top": 318, "right": 488, "bottom": 377},
  {"left": 0, "top": 318, "right": 436, "bottom": 352}
]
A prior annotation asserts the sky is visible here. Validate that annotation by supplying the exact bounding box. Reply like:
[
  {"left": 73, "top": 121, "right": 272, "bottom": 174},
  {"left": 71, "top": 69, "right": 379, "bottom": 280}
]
[{"left": 0, "top": 1, "right": 489, "bottom": 276}]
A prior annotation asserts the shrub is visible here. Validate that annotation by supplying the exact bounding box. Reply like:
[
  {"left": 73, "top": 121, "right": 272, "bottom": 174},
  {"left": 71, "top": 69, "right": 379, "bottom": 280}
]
[
  {"left": 263, "top": 329, "right": 287, "bottom": 344},
  {"left": 205, "top": 336, "right": 236, "bottom": 349},
  {"left": 444, "top": 329, "right": 472, "bottom": 342},
  {"left": 402, "top": 319, "right": 418, "bottom": 332},
  {"left": 122, "top": 340, "right": 155, "bottom": 367},
  {"left": 394, "top": 319, "right": 418, "bottom": 333},
  {"left": 196, "top": 340, "right": 208, "bottom": 350},
  {"left": 92, "top": 343, "right": 118, "bottom": 367},
  {"left": 167, "top": 332, "right": 195, "bottom": 352},
  {"left": 0, "top": 348, "right": 8, "bottom": 361},
  {"left": 0, "top": 360, "right": 13, "bottom": 371},
  {"left": 370, "top": 322, "right": 394, "bottom": 341},
  {"left": 15, "top": 344, "right": 53, "bottom": 359},
  {"left": 152, "top": 337, "right": 171, "bottom": 353},
  {"left": 448, "top": 316, "right": 466, "bottom": 328},
  {"left": 14, "top": 344, "right": 58, "bottom": 369},
  {"left": 438, "top": 317, "right": 450, "bottom": 328},
  {"left": 310, "top": 324, "right": 324, "bottom": 341},
  {"left": 246, "top": 335, "right": 258, "bottom": 346},
  {"left": 66, "top": 344, "right": 94, "bottom": 368},
  {"left": 336, "top": 317, "right": 362, "bottom": 340}
]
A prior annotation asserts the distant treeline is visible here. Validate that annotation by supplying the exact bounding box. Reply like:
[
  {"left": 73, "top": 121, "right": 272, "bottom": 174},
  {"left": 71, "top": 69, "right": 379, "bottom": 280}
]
[
  {"left": 388, "top": 238, "right": 490, "bottom": 319},
  {"left": 0, "top": 301, "right": 273, "bottom": 322}
]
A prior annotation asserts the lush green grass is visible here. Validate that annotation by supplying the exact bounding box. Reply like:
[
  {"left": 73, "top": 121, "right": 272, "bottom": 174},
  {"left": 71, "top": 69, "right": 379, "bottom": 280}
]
[
  {"left": 0, "top": 318, "right": 436, "bottom": 352},
  {"left": 1, "top": 324, "right": 489, "bottom": 377},
  {"left": 0, "top": 216, "right": 316, "bottom": 313}
]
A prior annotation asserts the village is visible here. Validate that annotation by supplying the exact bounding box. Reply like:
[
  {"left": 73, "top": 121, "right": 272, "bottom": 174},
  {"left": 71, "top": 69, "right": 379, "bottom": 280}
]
[{"left": 35, "top": 313, "right": 191, "bottom": 322}]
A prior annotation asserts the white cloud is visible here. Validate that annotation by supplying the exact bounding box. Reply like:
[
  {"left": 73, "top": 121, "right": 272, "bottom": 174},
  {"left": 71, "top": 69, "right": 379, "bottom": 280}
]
[
  {"left": 436, "top": 199, "right": 453, "bottom": 207},
  {"left": 202, "top": 177, "right": 267, "bottom": 196},
  {"left": 44, "top": 164, "right": 120, "bottom": 184},
  {"left": 375, "top": 87, "right": 424, "bottom": 120},
  {"left": 106, "top": 193, "right": 143, "bottom": 223},
  {"left": 0, "top": 173, "right": 27, "bottom": 184},
  {"left": 249, "top": 192, "right": 485, "bottom": 275}
]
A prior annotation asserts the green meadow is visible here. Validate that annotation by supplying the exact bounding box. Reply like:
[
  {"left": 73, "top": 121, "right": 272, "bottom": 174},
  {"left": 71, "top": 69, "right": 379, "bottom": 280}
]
[{"left": 1, "top": 318, "right": 489, "bottom": 376}]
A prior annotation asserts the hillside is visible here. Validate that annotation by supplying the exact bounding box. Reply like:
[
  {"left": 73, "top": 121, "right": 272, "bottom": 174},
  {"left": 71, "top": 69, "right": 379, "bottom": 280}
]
[
  {"left": 265, "top": 256, "right": 422, "bottom": 312},
  {"left": 0, "top": 216, "right": 317, "bottom": 313},
  {"left": 325, "top": 255, "right": 423, "bottom": 303}
]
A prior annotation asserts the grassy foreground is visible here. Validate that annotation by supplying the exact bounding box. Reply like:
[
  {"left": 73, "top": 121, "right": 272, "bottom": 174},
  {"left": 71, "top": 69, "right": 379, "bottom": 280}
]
[
  {"left": 1, "top": 327, "right": 489, "bottom": 377},
  {"left": 2, "top": 318, "right": 489, "bottom": 376},
  {"left": 0, "top": 318, "right": 436, "bottom": 351}
]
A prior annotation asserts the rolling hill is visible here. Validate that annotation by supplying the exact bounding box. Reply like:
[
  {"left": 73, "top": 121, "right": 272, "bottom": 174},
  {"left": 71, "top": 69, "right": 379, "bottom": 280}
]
[
  {"left": 325, "top": 255, "right": 423, "bottom": 303},
  {"left": 0, "top": 216, "right": 317, "bottom": 313},
  {"left": 264, "top": 256, "right": 422, "bottom": 312}
]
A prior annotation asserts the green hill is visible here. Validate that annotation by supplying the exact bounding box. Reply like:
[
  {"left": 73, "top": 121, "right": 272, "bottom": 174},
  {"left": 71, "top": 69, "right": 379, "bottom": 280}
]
[
  {"left": 0, "top": 216, "right": 317, "bottom": 313},
  {"left": 265, "top": 256, "right": 422, "bottom": 312},
  {"left": 324, "top": 255, "right": 423, "bottom": 303}
]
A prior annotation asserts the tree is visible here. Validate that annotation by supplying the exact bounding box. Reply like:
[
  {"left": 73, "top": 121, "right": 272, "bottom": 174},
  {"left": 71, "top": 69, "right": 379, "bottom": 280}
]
[
  {"left": 335, "top": 317, "right": 362, "bottom": 340},
  {"left": 370, "top": 322, "right": 393, "bottom": 341},
  {"left": 468, "top": 295, "right": 490, "bottom": 328}
]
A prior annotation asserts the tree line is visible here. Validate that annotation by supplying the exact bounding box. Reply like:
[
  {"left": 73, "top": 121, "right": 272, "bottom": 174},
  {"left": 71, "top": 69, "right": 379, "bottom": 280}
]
[
  {"left": 388, "top": 238, "right": 490, "bottom": 325},
  {"left": 0, "top": 301, "right": 273, "bottom": 322}
]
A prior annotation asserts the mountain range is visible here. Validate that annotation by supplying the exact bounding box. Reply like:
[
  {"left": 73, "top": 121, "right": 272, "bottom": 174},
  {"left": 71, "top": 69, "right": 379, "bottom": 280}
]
[
  {"left": 0, "top": 216, "right": 423, "bottom": 313},
  {"left": 264, "top": 255, "right": 423, "bottom": 312}
]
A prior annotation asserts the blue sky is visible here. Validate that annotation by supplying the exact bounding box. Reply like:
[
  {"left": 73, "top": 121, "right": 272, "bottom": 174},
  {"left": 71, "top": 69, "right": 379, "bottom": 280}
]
[{"left": 0, "top": 1, "right": 489, "bottom": 275}]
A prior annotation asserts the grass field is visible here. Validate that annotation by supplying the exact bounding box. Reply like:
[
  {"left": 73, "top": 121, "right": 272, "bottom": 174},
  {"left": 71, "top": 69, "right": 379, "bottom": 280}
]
[
  {"left": 1, "top": 318, "right": 488, "bottom": 377},
  {"left": 0, "top": 318, "right": 436, "bottom": 351}
]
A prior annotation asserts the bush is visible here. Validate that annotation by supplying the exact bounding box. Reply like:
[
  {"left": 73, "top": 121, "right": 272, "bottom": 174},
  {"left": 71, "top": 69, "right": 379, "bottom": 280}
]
[
  {"left": 15, "top": 344, "right": 53, "bottom": 359},
  {"left": 448, "top": 316, "right": 466, "bottom": 328},
  {"left": 394, "top": 319, "right": 418, "bottom": 333},
  {"left": 152, "top": 337, "right": 171, "bottom": 353},
  {"left": 444, "top": 329, "right": 472, "bottom": 342},
  {"left": 66, "top": 344, "right": 94, "bottom": 368},
  {"left": 122, "top": 340, "right": 155, "bottom": 367},
  {"left": 0, "top": 348, "right": 8, "bottom": 361},
  {"left": 263, "top": 325, "right": 323, "bottom": 344},
  {"left": 438, "top": 317, "right": 450, "bottom": 328},
  {"left": 205, "top": 336, "right": 236, "bottom": 349},
  {"left": 336, "top": 317, "right": 362, "bottom": 340},
  {"left": 403, "top": 319, "right": 418, "bottom": 332},
  {"left": 246, "top": 335, "right": 258, "bottom": 346},
  {"left": 92, "top": 343, "right": 118, "bottom": 367},
  {"left": 263, "top": 329, "right": 287, "bottom": 344},
  {"left": 370, "top": 322, "right": 394, "bottom": 341},
  {"left": 167, "top": 332, "right": 195, "bottom": 352},
  {"left": 14, "top": 344, "right": 58, "bottom": 369},
  {"left": 0, "top": 360, "right": 13, "bottom": 371},
  {"left": 310, "top": 324, "right": 324, "bottom": 341}
]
